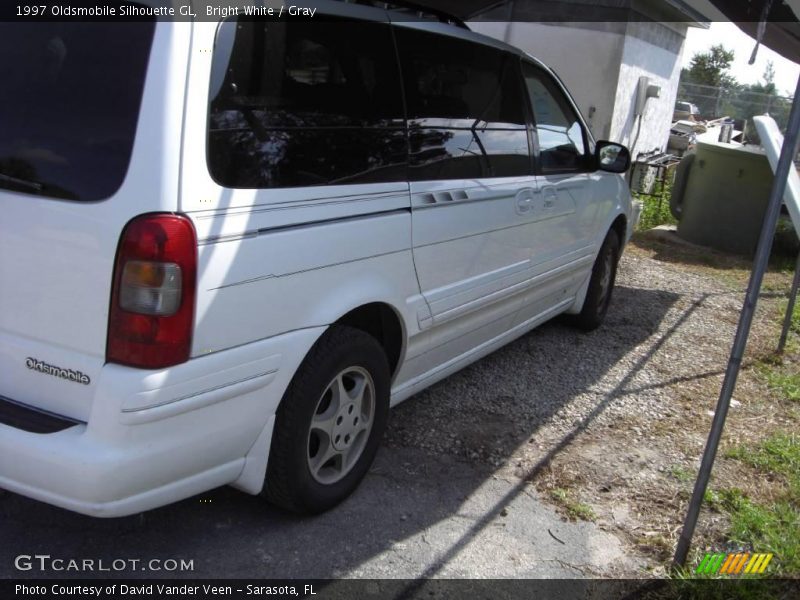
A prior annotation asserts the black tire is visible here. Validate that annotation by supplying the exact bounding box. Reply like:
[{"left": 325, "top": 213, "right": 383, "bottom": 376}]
[
  {"left": 573, "top": 230, "right": 620, "bottom": 331},
  {"left": 263, "top": 325, "right": 390, "bottom": 514}
]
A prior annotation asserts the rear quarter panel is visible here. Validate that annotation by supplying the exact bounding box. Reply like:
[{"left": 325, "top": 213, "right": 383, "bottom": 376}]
[
  {"left": 180, "top": 21, "right": 427, "bottom": 390},
  {"left": 0, "top": 22, "right": 190, "bottom": 420}
]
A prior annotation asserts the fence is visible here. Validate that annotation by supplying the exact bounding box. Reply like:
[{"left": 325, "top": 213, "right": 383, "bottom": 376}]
[{"left": 678, "top": 81, "right": 793, "bottom": 138}]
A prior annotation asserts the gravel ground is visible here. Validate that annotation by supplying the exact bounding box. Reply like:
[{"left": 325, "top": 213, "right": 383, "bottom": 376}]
[
  {"left": 383, "top": 230, "right": 795, "bottom": 575},
  {"left": 386, "top": 236, "right": 736, "bottom": 467}
]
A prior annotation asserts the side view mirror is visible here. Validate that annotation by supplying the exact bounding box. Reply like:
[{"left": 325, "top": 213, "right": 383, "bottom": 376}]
[{"left": 595, "top": 141, "right": 631, "bottom": 173}]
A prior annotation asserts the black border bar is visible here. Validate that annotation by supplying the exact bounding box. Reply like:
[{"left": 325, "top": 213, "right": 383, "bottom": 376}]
[
  {"left": 4, "top": 578, "right": 800, "bottom": 600},
  {"left": 1, "top": 1, "right": 799, "bottom": 23}
]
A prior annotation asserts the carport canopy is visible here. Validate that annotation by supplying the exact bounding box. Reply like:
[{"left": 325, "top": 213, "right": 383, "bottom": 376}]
[{"left": 401, "top": 0, "right": 800, "bottom": 63}]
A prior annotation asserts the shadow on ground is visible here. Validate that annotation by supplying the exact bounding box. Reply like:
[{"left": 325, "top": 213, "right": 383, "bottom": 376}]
[{"left": 1, "top": 285, "right": 680, "bottom": 581}]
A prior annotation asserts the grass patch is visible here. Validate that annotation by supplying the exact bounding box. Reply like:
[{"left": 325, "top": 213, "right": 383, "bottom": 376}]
[
  {"left": 634, "top": 174, "right": 676, "bottom": 232},
  {"left": 702, "top": 488, "right": 726, "bottom": 511},
  {"left": 635, "top": 191, "right": 677, "bottom": 232},
  {"left": 763, "top": 371, "right": 800, "bottom": 402},
  {"left": 782, "top": 298, "right": 800, "bottom": 335},
  {"left": 724, "top": 495, "right": 799, "bottom": 575},
  {"left": 699, "top": 433, "right": 800, "bottom": 577},
  {"left": 755, "top": 361, "right": 800, "bottom": 402},
  {"left": 549, "top": 488, "right": 596, "bottom": 522},
  {"left": 726, "top": 433, "right": 800, "bottom": 495},
  {"left": 669, "top": 464, "right": 694, "bottom": 483}
]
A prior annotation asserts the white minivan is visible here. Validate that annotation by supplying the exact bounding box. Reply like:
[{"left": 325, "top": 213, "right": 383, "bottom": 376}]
[{"left": 0, "top": 1, "right": 634, "bottom": 517}]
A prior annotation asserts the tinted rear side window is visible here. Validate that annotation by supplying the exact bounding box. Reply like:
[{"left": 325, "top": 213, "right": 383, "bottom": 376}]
[
  {"left": 208, "top": 17, "right": 407, "bottom": 188},
  {"left": 0, "top": 18, "right": 155, "bottom": 201},
  {"left": 394, "top": 27, "right": 529, "bottom": 180}
]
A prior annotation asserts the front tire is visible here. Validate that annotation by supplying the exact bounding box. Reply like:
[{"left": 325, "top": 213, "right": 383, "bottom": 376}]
[
  {"left": 263, "top": 325, "right": 390, "bottom": 514},
  {"left": 574, "top": 229, "right": 620, "bottom": 331}
]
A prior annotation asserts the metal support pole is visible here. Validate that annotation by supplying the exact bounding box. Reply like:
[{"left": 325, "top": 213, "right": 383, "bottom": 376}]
[
  {"left": 674, "top": 74, "right": 800, "bottom": 567},
  {"left": 778, "top": 252, "right": 800, "bottom": 354}
]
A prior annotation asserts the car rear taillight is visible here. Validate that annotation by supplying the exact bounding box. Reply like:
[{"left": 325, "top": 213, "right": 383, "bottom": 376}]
[{"left": 107, "top": 213, "right": 197, "bottom": 369}]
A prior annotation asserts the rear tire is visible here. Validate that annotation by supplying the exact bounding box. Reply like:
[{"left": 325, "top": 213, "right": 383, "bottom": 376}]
[
  {"left": 263, "top": 325, "right": 390, "bottom": 514},
  {"left": 573, "top": 230, "right": 620, "bottom": 331}
]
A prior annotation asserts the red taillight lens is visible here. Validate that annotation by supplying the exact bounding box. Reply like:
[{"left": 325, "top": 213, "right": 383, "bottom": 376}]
[{"left": 107, "top": 214, "right": 197, "bottom": 369}]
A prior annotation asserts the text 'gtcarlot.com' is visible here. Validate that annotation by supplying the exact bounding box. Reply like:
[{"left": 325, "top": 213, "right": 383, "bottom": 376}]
[{"left": 14, "top": 554, "right": 194, "bottom": 572}]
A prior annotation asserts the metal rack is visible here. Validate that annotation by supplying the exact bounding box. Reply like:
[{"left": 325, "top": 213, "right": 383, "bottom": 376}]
[{"left": 629, "top": 151, "right": 681, "bottom": 197}]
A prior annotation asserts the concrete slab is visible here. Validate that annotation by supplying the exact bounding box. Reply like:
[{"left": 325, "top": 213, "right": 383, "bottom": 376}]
[{"left": 0, "top": 446, "right": 635, "bottom": 579}]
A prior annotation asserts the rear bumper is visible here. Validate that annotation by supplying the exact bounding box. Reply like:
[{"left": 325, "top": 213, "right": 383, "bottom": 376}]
[
  {"left": 0, "top": 395, "right": 81, "bottom": 433},
  {"left": 0, "top": 422, "right": 246, "bottom": 517},
  {"left": 0, "top": 327, "right": 323, "bottom": 517}
]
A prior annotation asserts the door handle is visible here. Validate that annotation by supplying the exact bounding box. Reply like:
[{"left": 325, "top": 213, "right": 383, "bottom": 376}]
[
  {"left": 515, "top": 189, "right": 535, "bottom": 215},
  {"left": 543, "top": 188, "right": 558, "bottom": 210}
]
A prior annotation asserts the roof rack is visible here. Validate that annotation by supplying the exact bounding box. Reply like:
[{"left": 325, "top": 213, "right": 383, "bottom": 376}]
[{"left": 358, "top": 1, "right": 470, "bottom": 30}]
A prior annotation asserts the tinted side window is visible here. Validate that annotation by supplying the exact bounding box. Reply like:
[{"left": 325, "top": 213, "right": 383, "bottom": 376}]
[
  {"left": 396, "top": 28, "right": 526, "bottom": 127},
  {"left": 395, "top": 27, "right": 529, "bottom": 180},
  {"left": 0, "top": 18, "right": 155, "bottom": 201},
  {"left": 208, "top": 17, "right": 407, "bottom": 188},
  {"left": 408, "top": 129, "right": 530, "bottom": 180},
  {"left": 522, "top": 63, "right": 587, "bottom": 173}
]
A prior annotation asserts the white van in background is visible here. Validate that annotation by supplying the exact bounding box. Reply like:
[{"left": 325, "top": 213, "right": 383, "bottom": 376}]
[{"left": 0, "top": 0, "right": 633, "bottom": 517}]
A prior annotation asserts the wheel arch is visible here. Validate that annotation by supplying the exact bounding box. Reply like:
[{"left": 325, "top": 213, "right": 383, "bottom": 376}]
[
  {"left": 333, "top": 302, "right": 406, "bottom": 382},
  {"left": 235, "top": 300, "right": 407, "bottom": 499},
  {"left": 566, "top": 216, "right": 627, "bottom": 315},
  {"left": 610, "top": 213, "right": 628, "bottom": 249}
]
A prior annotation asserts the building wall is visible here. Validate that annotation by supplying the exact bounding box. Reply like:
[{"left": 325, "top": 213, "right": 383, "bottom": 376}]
[{"left": 610, "top": 21, "right": 688, "bottom": 157}]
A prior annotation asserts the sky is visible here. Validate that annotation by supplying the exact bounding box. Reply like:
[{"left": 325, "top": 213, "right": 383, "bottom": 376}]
[{"left": 682, "top": 22, "right": 800, "bottom": 96}]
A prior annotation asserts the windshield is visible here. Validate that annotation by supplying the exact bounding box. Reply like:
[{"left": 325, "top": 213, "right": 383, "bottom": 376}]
[{"left": 0, "top": 17, "right": 155, "bottom": 201}]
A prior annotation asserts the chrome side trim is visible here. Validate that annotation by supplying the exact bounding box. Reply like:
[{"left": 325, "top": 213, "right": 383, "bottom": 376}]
[{"left": 198, "top": 207, "right": 410, "bottom": 246}]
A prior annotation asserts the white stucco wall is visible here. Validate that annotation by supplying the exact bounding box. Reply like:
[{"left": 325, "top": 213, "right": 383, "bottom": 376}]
[
  {"left": 610, "top": 22, "right": 688, "bottom": 157},
  {"left": 470, "top": 21, "right": 624, "bottom": 141}
]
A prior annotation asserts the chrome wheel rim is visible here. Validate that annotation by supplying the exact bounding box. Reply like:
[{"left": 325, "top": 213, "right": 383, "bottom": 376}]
[{"left": 307, "top": 366, "right": 375, "bottom": 485}]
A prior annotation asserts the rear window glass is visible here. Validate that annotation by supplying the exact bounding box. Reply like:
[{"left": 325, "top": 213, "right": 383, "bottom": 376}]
[
  {"left": 207, "top": 17, "right": 407, "bottom": 189},
  {"left": 0, "top": 17, "right": 155, "bottom": 201}
]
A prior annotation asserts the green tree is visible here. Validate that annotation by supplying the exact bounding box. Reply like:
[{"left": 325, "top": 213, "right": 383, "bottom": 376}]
[
  {"left": 738, "top": 61, "right": 792, "bottom": 140},
  {"left": 748, "top": 61, "right": 777, "bottom": 95},
  {"left": 679, "top": 45, "right": 738, "bottom": 118},
  {"left": 681, "top": 44, "right": 736, "bottom": 88}
]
